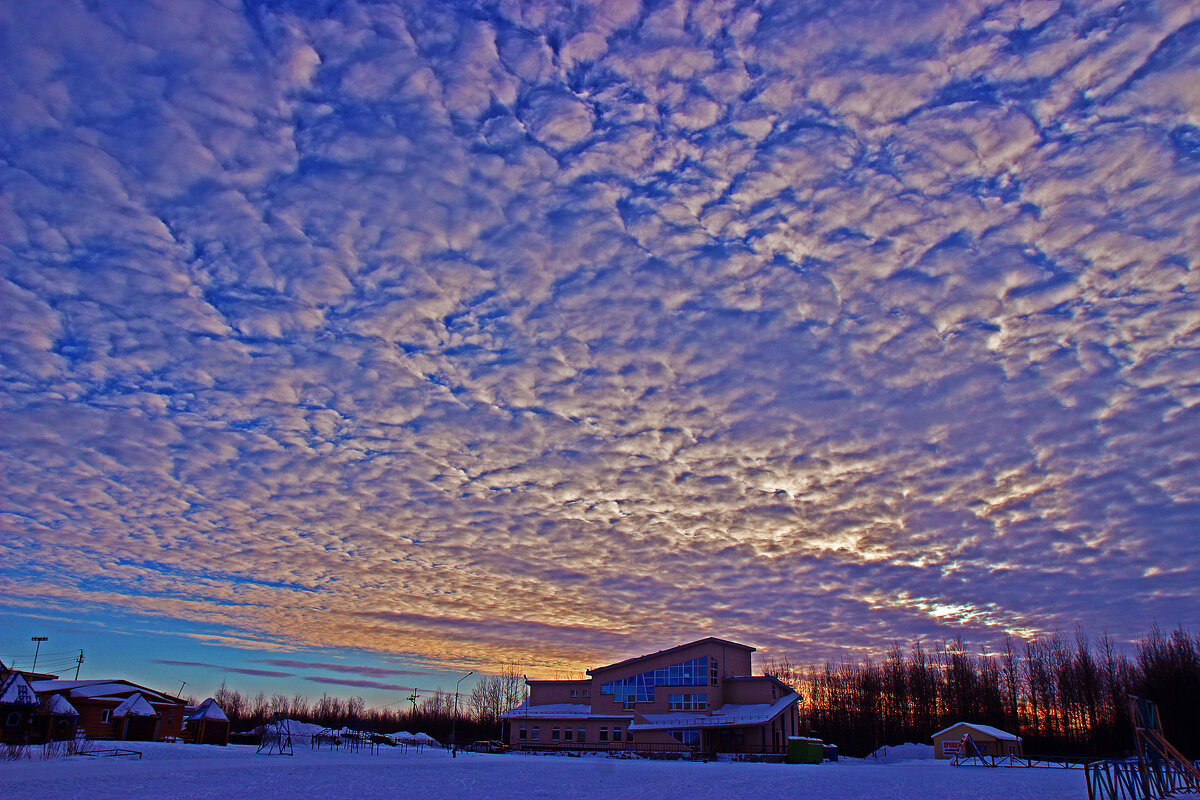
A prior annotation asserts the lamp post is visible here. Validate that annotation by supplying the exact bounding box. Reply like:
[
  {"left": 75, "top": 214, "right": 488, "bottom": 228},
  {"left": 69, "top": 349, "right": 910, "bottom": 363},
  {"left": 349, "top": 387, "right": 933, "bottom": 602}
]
[
  {"left": 452, "top": 670, "right": 473, "bottom": 757},
  {"left": 30, "top": 637, "right": 47, "bottom": 672}
]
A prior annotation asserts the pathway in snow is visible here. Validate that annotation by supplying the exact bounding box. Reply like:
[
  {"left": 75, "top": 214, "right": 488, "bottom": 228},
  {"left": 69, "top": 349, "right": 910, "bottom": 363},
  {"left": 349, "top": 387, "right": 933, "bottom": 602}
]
[{"left": 0, "top": 743, "right": 1086, "bottom": 800}]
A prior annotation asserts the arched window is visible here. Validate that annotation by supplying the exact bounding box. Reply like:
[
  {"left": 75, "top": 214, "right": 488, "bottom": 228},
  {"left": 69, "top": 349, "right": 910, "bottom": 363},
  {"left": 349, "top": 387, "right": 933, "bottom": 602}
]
[{"left": 5, "top": 711, "right": 21, "bottom": 727}]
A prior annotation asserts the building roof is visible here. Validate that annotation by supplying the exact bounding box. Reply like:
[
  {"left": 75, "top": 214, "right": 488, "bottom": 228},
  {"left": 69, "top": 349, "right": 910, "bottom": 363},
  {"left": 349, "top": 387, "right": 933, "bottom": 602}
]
[
  {"left": 628, "top": 693, "right": 799, "bottom": 732},
  {"left": 186, "top": 698, "right": 228, "bottom": 722},
  {"left": 113, "top": 693, "right": 158, "bottom": 717},
  {"left": 930, "top": 722, "right": 1021, "bottom": 741},
  {"left": 44, "top": 694, "right": 79, "bottom": 716},
  {"left": 586, "top": 638, "right": 756, "bottom": 676},
  {"left": 500, "top": 702, "right": 631, "bottom": 721},
  {"left": 0, "top": 672, "right": 38, "bottom": 706},
  {"left": 31, "top": 679, "right": 181, "bottom": 705}
]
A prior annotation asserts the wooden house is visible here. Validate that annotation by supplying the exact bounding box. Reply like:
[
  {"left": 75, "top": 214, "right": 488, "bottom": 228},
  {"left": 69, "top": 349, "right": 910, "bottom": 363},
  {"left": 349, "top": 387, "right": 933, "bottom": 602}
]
[
  {"left": 34, "top": 694, "right": 80, "bottom": 743},
  {"left": 0, "top": 671, "right": 40, "bottom": 745},
  {"left": 31, "top": 679, "right": 186, "bottom": 741},
  {"left": 184, "top": 698, "right": 230, "bottom": 745},
  {"left": 931, "top": 722, "right": 1022, "bottom": 759}
]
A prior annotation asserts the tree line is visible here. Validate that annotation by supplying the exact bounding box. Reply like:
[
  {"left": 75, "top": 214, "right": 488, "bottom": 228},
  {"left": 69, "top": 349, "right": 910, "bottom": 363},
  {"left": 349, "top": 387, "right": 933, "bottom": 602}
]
[
  {"left": 211, "top": 664, "right": 524, "bottom": 744},
  {"left": 764, "top": 624, "right": 1200, "bottom": 758}
]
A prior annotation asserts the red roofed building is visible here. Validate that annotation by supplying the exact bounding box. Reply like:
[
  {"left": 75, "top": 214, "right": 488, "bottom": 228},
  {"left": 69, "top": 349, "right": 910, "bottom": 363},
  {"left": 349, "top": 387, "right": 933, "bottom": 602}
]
[
  {"left": 30, "top": 679, "right": 187, "bottom": 741},
  {"left": 501, "top": 638, "right": 801, "bottom": 757}
]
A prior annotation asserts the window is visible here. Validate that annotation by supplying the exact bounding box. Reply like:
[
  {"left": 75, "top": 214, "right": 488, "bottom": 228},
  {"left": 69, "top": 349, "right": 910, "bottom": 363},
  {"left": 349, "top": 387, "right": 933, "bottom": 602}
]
[
  {"left": 710, "top": 658, "right": 718, "bottom": 686},
  {"left": 519, "top": 728, "right": 527, "bottom": 740},
  {"left": 670, "top": 729, "right": 701, "bottom": 747},
  {"left": 583, "top": 689, "right": 590, "bottom": 698},
  {"left": 570, "top": 689, "right": 578, "bottom": 698},
  {"left": 577, "top": 728, "right": 585, "bottom": 742},
  {"left": 627, "top": 731, "right": 634, "bottom": 743},
  {"left": 531, "top": 726, "right": 540, "bottom": 741},
  {"left": 612, "top": 729, "right": 621, "bottom": 742},
  {"left": 5, "top": 711, "right": 21, "bottom": 727},
  {"left": 600, "top": 656, "right": 709, "bottom": 704},
  {"left": 564, "top": 728, "right": 572, "bottom": 741},
  {"left": 668, "top": 693, "right": 708, "bottom": 711},
  {"left": 101, "top": 709, "right": 111, "bottom": 723},
  {"left": 599, "top": 727, "right": 608, "bottom": 742},
  {"left": 552, "top": 727, "right": 560, "bottom": 741}
]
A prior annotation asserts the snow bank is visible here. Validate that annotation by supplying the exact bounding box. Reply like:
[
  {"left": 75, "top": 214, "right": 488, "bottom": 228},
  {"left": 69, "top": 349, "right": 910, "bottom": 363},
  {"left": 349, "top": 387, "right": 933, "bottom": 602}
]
[
  {"left": 867, "top": 743, "right": 937, "bottom": 763},
  {"left": 0, "top": 742, "right": 1086, "bottom": 800}
]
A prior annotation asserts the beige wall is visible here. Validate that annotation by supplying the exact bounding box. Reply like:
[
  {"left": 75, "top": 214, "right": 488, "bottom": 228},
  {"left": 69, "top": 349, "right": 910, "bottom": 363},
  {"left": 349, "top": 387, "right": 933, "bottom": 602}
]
[{"left": 527, "top": 680, "right": 591, "bottom": 705}]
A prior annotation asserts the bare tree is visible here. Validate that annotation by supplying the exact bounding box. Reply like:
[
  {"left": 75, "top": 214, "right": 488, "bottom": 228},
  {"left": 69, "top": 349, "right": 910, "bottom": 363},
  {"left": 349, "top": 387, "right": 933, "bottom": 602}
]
[{"left": 468, "top": 664, "right": 525, "bottom": 728}]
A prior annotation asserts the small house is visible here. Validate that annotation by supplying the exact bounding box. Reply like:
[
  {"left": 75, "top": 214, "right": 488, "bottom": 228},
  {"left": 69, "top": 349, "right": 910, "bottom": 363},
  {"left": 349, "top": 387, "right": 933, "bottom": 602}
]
[
  {"left": 112, "top": 693, "right": 160, "bottom": 741},
  {"left": 931, "top": 722, "right": 1022, "bottom": 759},
  {"left": 0, "top": 671, "right": 39, "bottom": 745},
  {"left": 185, "top": 698, "right": 229, "bottom": 745},
  {"left": 36, "top": 694, "right": 80, "bottom": 743}
]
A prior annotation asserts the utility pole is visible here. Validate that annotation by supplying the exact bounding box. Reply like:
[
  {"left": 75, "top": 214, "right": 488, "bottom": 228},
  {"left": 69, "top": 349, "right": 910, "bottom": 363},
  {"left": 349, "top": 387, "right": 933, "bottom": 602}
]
[
  {"left": 407, "top": 692, "right": 419, "bottom": 714},
  {"left": 74, "top": 649, "right": 84, "bottom": 680},
  {"left": 178, "top": 680, "right": 188, "bottom": 698},
  {"left": 30, "top": 636, "right": 47, "bottom": 672},
  {"left": 452, "top": 671, "right": 473, "bottom": 757}
]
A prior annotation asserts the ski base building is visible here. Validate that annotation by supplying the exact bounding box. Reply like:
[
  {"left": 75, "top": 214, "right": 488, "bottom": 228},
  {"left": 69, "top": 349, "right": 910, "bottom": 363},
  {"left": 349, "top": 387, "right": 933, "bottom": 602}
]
[{"left": 501, "top": 638, "right": 800, "bottom": 756}]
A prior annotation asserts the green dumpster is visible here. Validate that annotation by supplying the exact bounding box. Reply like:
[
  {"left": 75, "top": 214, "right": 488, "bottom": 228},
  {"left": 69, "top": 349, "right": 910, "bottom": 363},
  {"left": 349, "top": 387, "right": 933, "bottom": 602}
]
[{"left": 786, "top": 736, "right": 824, "bottom": 764}]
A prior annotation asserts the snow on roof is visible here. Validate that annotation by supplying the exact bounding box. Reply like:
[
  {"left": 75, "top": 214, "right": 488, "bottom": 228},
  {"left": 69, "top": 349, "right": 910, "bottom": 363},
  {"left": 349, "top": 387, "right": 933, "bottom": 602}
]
[
  {"left": 0, "top": 673, "right": 38, "bottom": 706},
  {"left": 31, "top": 679, "right": 176, "bottom": 703},
  {"left": 411, "top": 732, "right": 438, "bottom": 743},
  {"left": 44, "top": 694, "right": 79, "bottom": 716},
  {"left": 628, "top": 693, "right": 799, "bottom": 732},
  {"left": 930, "top": 722, "right": 1021, "bottom": 741},
  {"left": 113, "top": 693, "right": 158, "bottom": 717},
  {"left": 499, "top": 702, "right": 630, "bottom": 720},
  {"left": 186, "top": 698, "right": 228, "bottom": 722}
]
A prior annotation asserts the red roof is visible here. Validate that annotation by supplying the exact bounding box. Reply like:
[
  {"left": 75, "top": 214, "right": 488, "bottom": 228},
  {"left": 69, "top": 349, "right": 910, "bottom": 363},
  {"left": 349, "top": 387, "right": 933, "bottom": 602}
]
[{"left": 586, "top": 638, "right": 755, "bottom": 675}]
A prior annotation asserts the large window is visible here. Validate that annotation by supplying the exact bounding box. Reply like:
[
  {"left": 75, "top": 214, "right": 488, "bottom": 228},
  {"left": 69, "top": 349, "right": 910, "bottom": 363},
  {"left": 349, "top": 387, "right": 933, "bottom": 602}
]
[
  {"left": 668, "top": 693, "right": 708, "bottom": 711},
  {"left": 600, "top": 657, "right": 711, "bottom": 704},
  {"left": 671, "top": 729, "right": 701, "bottom": 747}
]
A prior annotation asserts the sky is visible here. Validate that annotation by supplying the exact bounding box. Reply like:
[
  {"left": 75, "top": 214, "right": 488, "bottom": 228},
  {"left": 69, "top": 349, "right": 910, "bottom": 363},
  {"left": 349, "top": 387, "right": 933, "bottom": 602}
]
[{"left": 2, "top": 0, "right": 1199, "bottom": 707}]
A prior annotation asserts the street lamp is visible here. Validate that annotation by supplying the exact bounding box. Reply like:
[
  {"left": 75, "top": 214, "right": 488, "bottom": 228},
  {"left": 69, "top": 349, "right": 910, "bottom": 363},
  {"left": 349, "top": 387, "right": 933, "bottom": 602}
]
[
  {"left": 30, "top": 637, "right": 47, "bottom": 672},
  {"left": 452, "top": 671, "right": 473, "bottom": 757}
]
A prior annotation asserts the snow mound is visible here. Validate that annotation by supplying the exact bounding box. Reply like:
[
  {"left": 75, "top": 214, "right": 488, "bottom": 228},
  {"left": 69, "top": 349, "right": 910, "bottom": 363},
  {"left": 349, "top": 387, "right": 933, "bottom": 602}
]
[{"left": 867, "top": 743, "right": 936, "bottom": 763}]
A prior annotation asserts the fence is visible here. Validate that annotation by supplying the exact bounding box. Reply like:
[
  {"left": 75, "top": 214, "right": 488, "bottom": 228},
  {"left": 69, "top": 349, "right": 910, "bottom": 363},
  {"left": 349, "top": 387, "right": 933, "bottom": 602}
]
[{"left": 1085, "top": 759, "right": 1200, "bottom": 800}]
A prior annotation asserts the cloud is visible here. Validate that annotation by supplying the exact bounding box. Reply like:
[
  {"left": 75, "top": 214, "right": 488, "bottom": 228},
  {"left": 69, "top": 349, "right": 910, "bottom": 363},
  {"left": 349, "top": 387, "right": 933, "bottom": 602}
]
[
  {"left": 255, "top": 659, "right": 429, "bottom": 678},
  {"left": 152, "top": 660, "right": 295, "bottom": 679},
  {"left": 0, "top": 0, "right": 1197, "bottom": 678},
  {"left": 301, "top": 676, "right": 440, "bottom": 693}
]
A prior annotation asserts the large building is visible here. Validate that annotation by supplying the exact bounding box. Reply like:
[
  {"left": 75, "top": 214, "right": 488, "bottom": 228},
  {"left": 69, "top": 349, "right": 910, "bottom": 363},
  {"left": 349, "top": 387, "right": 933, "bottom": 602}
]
[
  {"left": 500, "top": 638, "right": 800, "bottom": 756},
  {"left": 29, "top": 679, "right": 188, "bottom": 741}
]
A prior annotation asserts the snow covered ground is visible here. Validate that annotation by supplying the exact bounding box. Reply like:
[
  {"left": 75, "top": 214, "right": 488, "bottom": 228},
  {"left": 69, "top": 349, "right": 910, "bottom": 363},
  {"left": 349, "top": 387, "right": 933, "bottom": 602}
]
[{"left": 0, "top": 741, "right": 1086, "bottom": 800}]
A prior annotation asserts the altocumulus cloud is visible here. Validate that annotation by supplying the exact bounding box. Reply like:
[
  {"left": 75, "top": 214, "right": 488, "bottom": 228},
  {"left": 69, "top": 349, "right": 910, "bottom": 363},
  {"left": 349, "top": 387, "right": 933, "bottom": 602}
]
[{"left": 1, "top": 0, "right": 1198, "bottom": 672}]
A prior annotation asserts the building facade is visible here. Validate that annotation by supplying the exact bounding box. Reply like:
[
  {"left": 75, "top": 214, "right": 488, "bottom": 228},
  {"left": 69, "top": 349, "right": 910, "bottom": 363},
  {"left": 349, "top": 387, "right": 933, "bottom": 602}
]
[{"left": 501, "top": 638, "right": 800, "bottom": 756}]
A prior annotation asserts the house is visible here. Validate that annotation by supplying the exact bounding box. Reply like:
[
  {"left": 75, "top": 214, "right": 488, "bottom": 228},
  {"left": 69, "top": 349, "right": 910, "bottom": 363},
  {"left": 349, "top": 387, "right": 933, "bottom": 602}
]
[
  {"left": 931, "top": 722, "right": 1022, "bottom": 759},
  {"left": 500, "top": 638, "right": 801, "bottom": 756},
  {"left": 36, "top": 693, "right": 80, "bottom": 743},
  {"left": 0, "top": 670, "right": 40, "bottom": 745},
  {"left": 30, "top": 679, "right": 187, "bottom": 741},
  {"left": 184, "top": 698, "right": 230, "bottom": 745}
]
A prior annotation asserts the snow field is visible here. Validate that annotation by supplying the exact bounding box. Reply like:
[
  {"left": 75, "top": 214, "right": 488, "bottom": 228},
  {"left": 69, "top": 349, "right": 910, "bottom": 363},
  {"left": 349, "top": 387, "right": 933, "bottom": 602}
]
[{"left": 0, "top": 741, "right": 1086, "bottom": 800}]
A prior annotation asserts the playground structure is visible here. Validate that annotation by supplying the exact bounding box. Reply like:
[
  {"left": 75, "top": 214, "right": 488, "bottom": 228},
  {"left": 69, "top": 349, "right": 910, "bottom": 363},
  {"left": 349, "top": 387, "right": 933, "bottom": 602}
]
[
  {"left": 1084, "top": 696, "right": 1200, "bottom": 800},
  {"left": 256, "top": 713, "right": 294, "bottom": 756}
]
